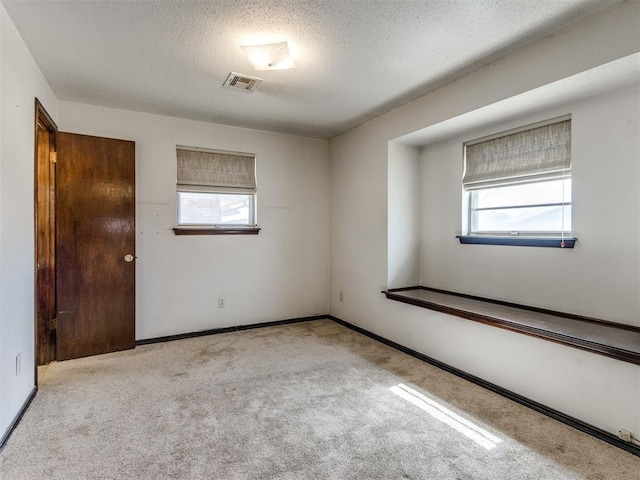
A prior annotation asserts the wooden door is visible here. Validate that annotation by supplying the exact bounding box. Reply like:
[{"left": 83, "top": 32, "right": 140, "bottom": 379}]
[
  {"left": 35, "top": 100, "right": 58, "bottom": 365},
  {"left": 56, "top": 133, "right": 136, "bottom": 360}
]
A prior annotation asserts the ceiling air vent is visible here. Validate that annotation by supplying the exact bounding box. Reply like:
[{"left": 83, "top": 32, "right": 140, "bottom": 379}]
[{"left": 223, "top": 72, "right": 263, "bottom": 92}]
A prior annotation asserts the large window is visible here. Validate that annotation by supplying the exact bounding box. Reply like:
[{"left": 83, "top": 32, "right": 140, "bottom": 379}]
[
  {"left": 176, "top": 147, "right": 256, "bottom": 228},
  {"left": 461, "top": 118, "right": 573, "bottom": 246}
]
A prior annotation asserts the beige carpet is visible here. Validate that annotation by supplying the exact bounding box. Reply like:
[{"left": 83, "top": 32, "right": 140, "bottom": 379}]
[{"left": 1, "top": 319, "right": 638, "bottom": 479}]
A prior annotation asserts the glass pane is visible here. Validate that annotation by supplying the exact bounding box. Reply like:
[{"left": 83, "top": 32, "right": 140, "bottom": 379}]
[
  {"left": 475, "top": 205, "right": 571, "bottom": 233},
  {"left": 178, "top": 192, "right": 252, "bottom": 225},
  {"left": 475, "top": 179, "right": 571, "bottom": 209}
]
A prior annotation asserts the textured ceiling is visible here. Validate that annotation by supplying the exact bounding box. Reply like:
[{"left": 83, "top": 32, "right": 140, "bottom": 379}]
[{"left": 2, "top": 0, "right": 620, "bottom": 139}]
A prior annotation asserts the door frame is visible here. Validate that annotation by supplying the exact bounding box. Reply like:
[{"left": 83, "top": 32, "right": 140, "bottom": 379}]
[{"left": 34, "top": 98, "right": 58, "bottom": 382}]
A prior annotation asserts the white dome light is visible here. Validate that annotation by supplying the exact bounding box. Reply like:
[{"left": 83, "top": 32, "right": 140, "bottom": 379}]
[{"left": 241, "top": 41, "right": 296, "bottom": 71}]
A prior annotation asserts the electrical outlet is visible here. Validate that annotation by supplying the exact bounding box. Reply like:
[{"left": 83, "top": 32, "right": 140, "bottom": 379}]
[
  {"left": 218, "top": 296, "right": 225, "bottom": 308},
  {"left": 618, "top": 429, "right": 632, "bottom": 442},
  {"left": 15, "top": 353, "right": 22, "bottom": 376},
  {"left": 339, "top": 290, "right": 344, "bottom": 302}
]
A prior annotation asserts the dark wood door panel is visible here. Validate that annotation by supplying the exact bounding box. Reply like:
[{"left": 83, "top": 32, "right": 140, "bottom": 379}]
[{"left": 56, "top": 132, "right": 135, "bottom": 360}]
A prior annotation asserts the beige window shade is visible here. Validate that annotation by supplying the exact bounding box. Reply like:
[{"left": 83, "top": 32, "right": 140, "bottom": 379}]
[
  {"left": 463, "top": 119, "right": 571, "bottom": 190},
  {"left": 177, "top": 148, "right": 256, "bottom": 194}
]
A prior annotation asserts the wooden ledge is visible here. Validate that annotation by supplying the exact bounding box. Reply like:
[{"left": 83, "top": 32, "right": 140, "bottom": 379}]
[
  {"left": 457, "top": 235, "right": 577, "bottom": 248},
  {"left": 173, "top": 227, "right": 261, "bottom": 235},
  {"left": 384, "top": 287, "right": 640, "bottom": 365}
]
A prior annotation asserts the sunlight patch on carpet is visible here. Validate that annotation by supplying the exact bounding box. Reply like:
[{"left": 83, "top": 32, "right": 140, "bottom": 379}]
[{"left": 390, "top": 383, "right": 502, "bottom": 450}]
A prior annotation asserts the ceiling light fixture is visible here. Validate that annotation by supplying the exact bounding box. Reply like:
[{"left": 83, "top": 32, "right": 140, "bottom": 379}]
[{"left": 240, "top": 41, "right": 295, "bottom": 71}]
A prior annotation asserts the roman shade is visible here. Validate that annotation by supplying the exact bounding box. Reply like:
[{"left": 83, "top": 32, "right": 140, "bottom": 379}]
[
  {"left": 463, "top": 119, "right": 571, "bottom": 190},
  {"left": 177, "top": 147, "right": 256, "bottom": 194}
]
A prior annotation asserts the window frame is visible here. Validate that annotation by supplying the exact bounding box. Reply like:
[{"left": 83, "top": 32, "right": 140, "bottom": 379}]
[
  {"left": 466, "top": 178, "right": 572, "bottom": 237},
  {"left": 176, "top": 191, "right": 256, "bottom": 228},
  {"left": 459, "top": 116, "right": 576, "bottom": 248},
  {"left": 173, "top": 146, "right": 260, "bottom": 236}
]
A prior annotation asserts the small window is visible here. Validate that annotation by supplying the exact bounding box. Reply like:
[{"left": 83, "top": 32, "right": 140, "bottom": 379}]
[
  {"left": 469, "top": 178, "right": 571, "bottom": 235},
  {"left": 178, "top": 192, "right": 254, "bottom": 226},
  {"left": 461, "top": 118, "right": 574, "bottom": 246},
  {"left": 176, "top": 147, "right": 256, "bottom": 228}
]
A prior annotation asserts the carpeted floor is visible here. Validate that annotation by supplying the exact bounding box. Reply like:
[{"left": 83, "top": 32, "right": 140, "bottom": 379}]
[{"left": 1, "top": 319, "right": 638, "bottom": 479}]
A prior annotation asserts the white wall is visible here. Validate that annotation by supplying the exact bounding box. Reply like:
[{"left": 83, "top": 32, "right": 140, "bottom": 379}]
[
  {"left": 0, "top": 4, "right": 57, "bottom": 440},
  {"left": 58, "top": 102, "right": 329, "bottom": 341},
  {"left": 329, "top": 2, "right": 640, "bottom": 437},
  {"left": 387, "top": 141, "right": 420, "bottom": 288}
]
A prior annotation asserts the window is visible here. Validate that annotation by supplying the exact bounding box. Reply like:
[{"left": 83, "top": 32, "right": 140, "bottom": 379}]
[
  {"left": 469, "top": 179, "right": 571, "bottom": 234},
  {"left": 175, "top": 147, "right": 259, "bottom": 234},
  {"left": 178, "top": 192, "right": 253, "bottom": 225},
  {"left": 460, "top": 118, "right": 575, "bottom": 247}
]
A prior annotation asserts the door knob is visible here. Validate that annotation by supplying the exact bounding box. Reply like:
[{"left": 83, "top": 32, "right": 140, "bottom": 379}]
[{"left": 123, "top": 254, "right": 135, "bottom": 263}]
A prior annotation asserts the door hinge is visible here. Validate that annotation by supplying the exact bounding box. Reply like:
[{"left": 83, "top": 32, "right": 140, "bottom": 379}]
[
  {"left": 50, "top": 151, "right": 57, "bottom": 163},
  {"left": 50, "top": 318, "right": 57, "bottom": 331}
]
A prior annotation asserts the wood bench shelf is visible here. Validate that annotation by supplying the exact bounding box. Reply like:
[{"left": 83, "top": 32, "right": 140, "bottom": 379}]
[{"left": 384, "top": 287, "right": 640, "bottom": 365}]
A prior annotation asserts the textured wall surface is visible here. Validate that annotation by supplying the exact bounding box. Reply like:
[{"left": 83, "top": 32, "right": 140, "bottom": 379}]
[{"left": 0, "top": 3, "right": 57, "bottom": 440}]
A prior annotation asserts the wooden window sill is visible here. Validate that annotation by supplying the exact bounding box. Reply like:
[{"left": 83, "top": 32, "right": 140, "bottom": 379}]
[
  {"left": 384, "top": 286, "right": 640, "bottom": 365},
  {"left": 173, "top": 227, "right": 261, "bottom": 235},
  {"left": 457, "top": 235, "right": 577, "bottom": 248}
]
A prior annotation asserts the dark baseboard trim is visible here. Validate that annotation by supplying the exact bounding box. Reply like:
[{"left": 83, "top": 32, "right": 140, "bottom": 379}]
[
  {"left": 136, "top": 315, "right": 327, "bottom": 346},
  {"left": 328, "top": 315, "right": 640, "bottom": 457},
  {"left": 0, "top": 386, "right": 37, "bottom": 454}
]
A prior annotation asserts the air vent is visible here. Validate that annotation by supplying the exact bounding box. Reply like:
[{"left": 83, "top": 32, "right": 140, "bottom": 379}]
[{"left": 223, "top": 72, "right": 263, "bottom": 92}]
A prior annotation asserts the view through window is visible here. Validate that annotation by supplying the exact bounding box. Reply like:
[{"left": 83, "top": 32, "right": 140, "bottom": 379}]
[{"left": 469, "top": 179, "right": 571, "bottom": 235}]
